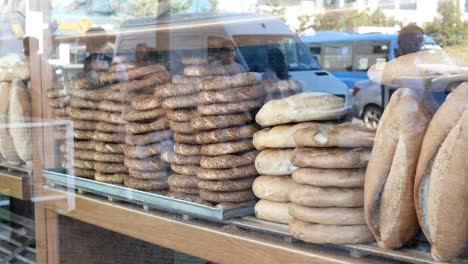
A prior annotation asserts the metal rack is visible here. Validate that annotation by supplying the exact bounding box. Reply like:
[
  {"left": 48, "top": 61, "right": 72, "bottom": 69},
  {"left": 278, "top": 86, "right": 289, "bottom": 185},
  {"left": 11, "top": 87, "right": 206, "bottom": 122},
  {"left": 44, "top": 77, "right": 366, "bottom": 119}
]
[
  {"left": 0, "top": 208, "right": 36, "bottom": 264},
  {"left": 43, "top": 169, "right": 255, "bottom": 220}
]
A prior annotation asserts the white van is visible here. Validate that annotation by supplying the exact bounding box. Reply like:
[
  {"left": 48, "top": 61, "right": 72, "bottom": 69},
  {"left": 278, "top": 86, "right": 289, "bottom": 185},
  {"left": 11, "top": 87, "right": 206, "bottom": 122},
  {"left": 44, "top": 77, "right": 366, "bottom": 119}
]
[{"left": 115, "top": 12, "right": 352, "bottom": 113}]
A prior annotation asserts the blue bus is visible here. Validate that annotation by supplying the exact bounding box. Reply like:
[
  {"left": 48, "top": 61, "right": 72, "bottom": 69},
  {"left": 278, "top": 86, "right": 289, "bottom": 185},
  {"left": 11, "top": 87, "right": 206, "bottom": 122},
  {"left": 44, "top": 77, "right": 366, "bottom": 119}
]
[{"left": 299, "top": 31, "right": 441, "bottom": 88}]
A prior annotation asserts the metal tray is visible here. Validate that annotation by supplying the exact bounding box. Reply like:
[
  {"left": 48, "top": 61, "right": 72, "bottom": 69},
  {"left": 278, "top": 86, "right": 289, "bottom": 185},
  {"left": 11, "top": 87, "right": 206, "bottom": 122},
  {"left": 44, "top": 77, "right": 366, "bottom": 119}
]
[
  {"left": 226, "top": 217, "right": 468, "bottom": 264},
  {"left": 42, "top": 169, "right": 255, "bottom": 220}
]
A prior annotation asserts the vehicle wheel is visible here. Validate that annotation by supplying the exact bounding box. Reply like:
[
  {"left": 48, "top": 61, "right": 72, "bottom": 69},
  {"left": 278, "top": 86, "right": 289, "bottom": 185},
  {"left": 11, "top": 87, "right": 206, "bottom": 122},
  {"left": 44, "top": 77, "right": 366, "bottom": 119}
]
[{"left": 362, "top": 106, "right": 382, "bottom": 130}]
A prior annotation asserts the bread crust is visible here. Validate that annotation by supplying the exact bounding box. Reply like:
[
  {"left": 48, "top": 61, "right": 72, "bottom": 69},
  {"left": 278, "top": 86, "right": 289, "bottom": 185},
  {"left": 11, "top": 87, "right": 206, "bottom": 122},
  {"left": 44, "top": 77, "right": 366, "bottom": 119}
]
[
  {"left": 197, "top": 100, "right": 262, "bottom": 116},
  {"left": 169, "top": 187, "right": 199, "bottom": 194},
  {"left": 290, "top": 185, "right": 364, "bottom": 207},
  {"left": 289, "top": 204, "right": 365, "bottom": 225},
  {"left": 161, "top": 150, "right": 201, "bottom": 165},
  {"left": 197, "top": 72, "right": 261, "bottom": 91},
  {"left": 199, "top": 189, "right": 255, "bottom": 203},
  {"left": 195, "top": 124, "right": 258, "bottom": 144},
  {"left": 125, "top": 129, "right": 172, "bottom": 145},
  {"left": 168, "top": 174, "right": 198, "bottom": 188},
  {"left": 95, "top": 122, "right": 127, "bottom": 133},
  {"left": 364, "top": 88, "right": 431, "bottom": 249},
  {"left": 94, "top": 162, "right": 127, "bottom": 174},
  {"left": 200, "top": 150, "right": 258, "bottom": 169},
  {"left": 183, "top": 63, "right": 244, "bottom": 77},
  {"left": 127, "top": 118, "right": 169, "bottom": 134},
  {"left": 131, "top": 96, "right": 161, "bottom": 111},
  {"left": 256, "top": 93, "right": 346, "bottom": 127},
  {"left": 191, "top": 113, "right": 253, "bottom": 131},
  {"left": 124, "top": 141, "right": 170, "bottom": 159},
  {"left": 158, "top": 83, "right": 197, "bottom": 98},
  {"left": 174, "top": 143, "right": 201, "bottom": 156},
  {"left": 289, "top": 219, "right": 374, "bottom": 244},
  {"left": 173, "top": 132, "right": 197, "bottom": 144},
  {"left": 294, "top": 122, "right": 375, "bottom": 148},
  {"left": 292, "top": 168, "right": 365, "bottom": 187},
  {"left": 170, "top": 164, "right": 200, "bottom": 176},
  {"left": 197, "top": 177, "right": 255, "bottom": 192},
  {"left": 124, "top": 177, "right": 168, "bottom": 190},
  {"left": 94, "top": 172, "right": 126, "bottom": 184},
  {"left": 162, "top": 94, "right": 199, "bottom": 109},
  {"left": 124, "top": 157, "right": 170, "bottom": 172},
  {"left": 255, "top": 149, "right": 297, "bottom": 176},
  {"left": 93, "top": 132, "right": 126, "bottom": 143},
  {"left": 122, "top": 108, "right": 165, "bottom": 122},
  {"left": 254, "top": 200, "right": 292, "bottom": 224},
  {"left": 200, "top": 139, "right": 254, "bottom": 156},
  {"left": 128, "top": 169, "right": 170, "bottom": 180},
  {"left": 290, "top": 147, "right": 371, "bottom": 169},
  {"left": 197, "top": 165, "right": 257, "bottom": 180},
  {"left": 199, "top": 84, "right": 265, "bottom": 104},
  {"left": 169, "top": 120, "right": 197, "bottom": 134},
  {"left": 252, "top": 175, "right": 297, "bottom": 202},
  {"left": 253, "top": 123, "right": 319, "bottom": 150},
  {"left": 166, "top": 108, "right": 199, "bottom": 122},
  {"left": 94, "top": 142, "right": 124, "bottom": 154}
]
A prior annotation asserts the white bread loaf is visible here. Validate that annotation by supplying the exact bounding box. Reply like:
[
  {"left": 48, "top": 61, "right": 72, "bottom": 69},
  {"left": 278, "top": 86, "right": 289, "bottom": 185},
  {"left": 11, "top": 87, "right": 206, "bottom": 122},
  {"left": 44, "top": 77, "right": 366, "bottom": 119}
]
[
  {"left": 292, "top": 168, "right": 365, "bottom": 188},
  {"left": 414, "top": 83, "right": 468, "bottom": 262},
  {"left": 255, "top": 93, "right": 346, "bottom": 127},
  {"left": 289, "top": 185, "right": 364, "bottom": 207},
  {"left": 289, "top": 204, "right": 366, "bottom": 225},
  {"left": 254, "top": 200, "right": 292, "bottom": 224},
  {"left": 364, "top": 88, "right": 432, "bottom": 249},
  {"left": 290, "top": 147, "right": 371, "bottom": 169},
  {"left": 0, "top": 82, "right": 22, "bottom": 164},
  {"left": 253, "top": 122, "right": 319, "bottom": 150},
  {"left": 252, "top": 175, "right": 298, "bottom": 202},
  {"left": 9, "top": 79, "right": 32, "bottom": 165},
  {"left": 294, "top": 122, "right": 375, "bottom": 148},
  {"left": 289, "top": 219, "right": 374, "bottom": 244},
  {"left": 255, "top": 149, "right": 297, "bottom": 176}
]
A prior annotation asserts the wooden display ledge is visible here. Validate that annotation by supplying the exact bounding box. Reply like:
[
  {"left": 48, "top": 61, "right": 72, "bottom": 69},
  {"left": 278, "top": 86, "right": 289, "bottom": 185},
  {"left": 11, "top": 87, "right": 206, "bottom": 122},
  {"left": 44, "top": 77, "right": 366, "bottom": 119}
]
[
  {"left": 0, "top": 168, "right": 31, "bottom": 200},
  {"left": 34, "top": 186, "right": 394, "bottom": 264}
]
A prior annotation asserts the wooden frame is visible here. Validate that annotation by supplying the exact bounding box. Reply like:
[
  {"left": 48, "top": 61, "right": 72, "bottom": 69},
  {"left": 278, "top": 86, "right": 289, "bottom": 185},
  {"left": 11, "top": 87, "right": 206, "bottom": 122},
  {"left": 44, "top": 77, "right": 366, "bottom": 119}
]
[{"left": 0, "top": 170, "right": 30, "bottom": 200}]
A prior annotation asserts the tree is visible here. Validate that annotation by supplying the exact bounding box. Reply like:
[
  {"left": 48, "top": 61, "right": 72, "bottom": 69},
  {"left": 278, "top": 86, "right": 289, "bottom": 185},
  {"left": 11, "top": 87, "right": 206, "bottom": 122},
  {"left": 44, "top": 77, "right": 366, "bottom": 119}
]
[
  {"left": 310, "top": 8, "right": 395, "bottom": 32},
  {"left": 257, "top": 0, "right": 287, "bottom": 22},
  {"left": 424, "top": 0, "right": 468, "bottom": 46}
]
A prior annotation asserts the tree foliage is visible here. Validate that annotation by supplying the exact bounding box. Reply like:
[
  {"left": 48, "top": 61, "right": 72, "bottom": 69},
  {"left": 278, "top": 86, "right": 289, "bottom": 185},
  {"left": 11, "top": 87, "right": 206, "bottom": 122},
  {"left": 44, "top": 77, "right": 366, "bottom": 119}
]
[
  {"left": 257, "top": 0, "right": 287, "bottom": 22},
  {"left": 424, "top": 0, "right": 468, "bottom": 46},
  {"left": 306, "top": 8, "right": 395, "bottom": 32}
]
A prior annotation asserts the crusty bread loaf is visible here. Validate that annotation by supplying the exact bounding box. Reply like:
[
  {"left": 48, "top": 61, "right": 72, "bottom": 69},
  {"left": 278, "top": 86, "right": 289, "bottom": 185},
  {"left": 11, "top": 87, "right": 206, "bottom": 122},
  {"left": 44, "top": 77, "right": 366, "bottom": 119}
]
[
  {"left": 252, "top": 175, "right": 298, "bottom": 202},
  {"left": 289, "top": 219, "right": 374, "bottom": 244},
  {"left": 290, "top": 147, "right": 371, "bottom": 169},
  {"left": 253, "top": 122, "right": 319, "bottom": 150},
  {"left": 365, "top": 88, "right": 432, "bottom": 249},
  {"left": 414, "top": 83, "right": 468, "bottom": 262},
  {"left": 294, "top": 122, "right": 375, "bottom": 148},
  {"left": 9, "top": 79, "right": 32, "bottom": 165},
  {"left": 0, "top": 82, "right": 21, "bottom": 164},
  {"left": 289, "top": 204, "right": 365, "bottom": 225},
  {"left": 255, "top": 200, "right": 292, "bottom": 224},
  {"left": 255, "top": 93, "right": 346, "bottom": 127},
  {"left": 292, "top": 168, "right": 365, "bottom": 187},
  {"left": 290, "top": 185, "right": 364, "bottom": 207},
  {"left": 255, "top": 149, "right": 297, "bottom": 176}
]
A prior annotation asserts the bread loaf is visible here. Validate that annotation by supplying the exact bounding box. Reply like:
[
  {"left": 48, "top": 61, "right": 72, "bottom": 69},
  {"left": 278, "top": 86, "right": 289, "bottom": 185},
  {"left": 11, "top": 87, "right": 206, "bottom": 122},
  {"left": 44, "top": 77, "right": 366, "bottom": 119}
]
[
  {"left": 292, "top": 168, "right": 365, "bottom": 187},
  {"left": 255, "top": 200, "right": 292, "bottom": 224},
  {"left": 290, "top": 147, "right": 371, "bottom": 169},
  {"left": 290, "top": 185, "right": 364, "bottom": 207},
  {"left": 414, "top": 83, "right": 468, "bottom": 262},
  {"left": 0, "top": 82, "right": 21, "bottom": 164},
  {"left": 289, "top": 219, "right": 374, "bottom": 244},
  {"left": 252, "top": 175, "right": 297, "bottom": 202},
  {"left": 294, "top": 122, "right": 375, "bottom": 148},
  {"left": 255, "top": 93, "right": 346, "bottom": 127},
  {"left": 289, "top": 204, "right": 366, "bottom": 225},
  {"left": 255, "top": 149, "right": 297, "bottom": 176},
  {"left": 365, "top": 88, "right": 432, "bottom": 249},
  {"left": 253, "top": 123, "right": 319, "bottom": 150},
  {"left": 9, "top": 79, "right": 32, "bottom": 165}
]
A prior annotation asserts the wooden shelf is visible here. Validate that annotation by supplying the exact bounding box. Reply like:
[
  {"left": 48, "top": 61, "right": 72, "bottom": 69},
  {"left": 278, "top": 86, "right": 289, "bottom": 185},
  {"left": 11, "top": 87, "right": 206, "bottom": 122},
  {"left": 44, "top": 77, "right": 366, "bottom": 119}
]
[
  {"left": 0, "top": 169, "right": 30, "bottom": 200},
  {"left": 35, "top": 186, "right": 395, "bottom": 264}
]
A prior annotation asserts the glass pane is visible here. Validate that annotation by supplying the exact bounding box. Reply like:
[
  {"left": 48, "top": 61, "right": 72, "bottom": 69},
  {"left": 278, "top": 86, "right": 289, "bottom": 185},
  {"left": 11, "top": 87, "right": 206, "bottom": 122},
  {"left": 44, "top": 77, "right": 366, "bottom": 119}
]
[{"left": 321, "top": 43, "right": 352, "bottom": 71}]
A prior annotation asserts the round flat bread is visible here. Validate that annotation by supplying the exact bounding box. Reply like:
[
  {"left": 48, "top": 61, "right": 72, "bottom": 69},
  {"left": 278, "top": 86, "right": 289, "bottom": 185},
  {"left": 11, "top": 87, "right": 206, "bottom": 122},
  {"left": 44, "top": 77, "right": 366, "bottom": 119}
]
[
  {"left": 289, "top": 204, "right": 365, "bottom": 225},
  {"left": 166, "top": 108, "right": 199, "bottom": 122},
  {"left": 197, "top": 177, "right": 255, "bottom": 192},
  {"left": 199, "top": 189, "right": 255, "bottom": 203},
  {"left": 128, "top": 169, "right": 170, "bottom": 180},
  {"left": 72, "top": 168, "right": 95, "bottom": 178},
  {"left": 197, "top": 100, "right": 262, "bottom": 116},
  {"left": 290, "top": 147, "right": 371, "bottom": 169},
  {"left": 94, "top": 142, "right": 125, "bottom": 154},
  {"left": 125, "top": 129, "right": 172, "bottom": 146},
  {"left": 161, "top": 150, "right": 201, "bottom": 165},
  {"left": 169, "top": 120, "right": 197, "bottom": 134},
  {"left": 195, "top": 125, "right": 258, "bottom": 144},
  {"left": 124, "top": 157, "right": 170, "bottom": 172},
  {"left": 127, "top": 118, "right": 169, "bottom": 134},
  {"left": 173, "top": 133, "right": 197, "bottom": 144},
  {"left": 170, "top": 164, "right": 200, "bottom": 176},
  {"left": 169, "top": 186, "right": 199, "bottom": 195},
  {"left": 167, "top": 174, "right": 198, "bottom": 188},
  {"left": 124, "top": 141, "right": 172, "bottom": 159},
  {"left": 289, "top": 219, "right": 374, "bottom": 244},
  {"left": 174, "top": 143, "right": 201, "bottom": 156},
  {"left": 124, "top": 177, "right": 168, "bottom": 191},
  {"left": 94, "top": 172, "right": 126, "bottom": 184},
  {"left": 252, "top": 175, "right": 297, "bottom": 202},
  {"left": 292, "top": 168, "right": 365, "bottom": 187},
  {"left": 93, "top": 152, "right": 125, "bottom": 163},
  {"left": 200, "top": 139, "right": 254, "bottom": 156},
  {"left": 197, "top": 165, "right": 257, "bottom": 180},
  {"left": 254, "top": 199, "right": 292, "bottom": 224},
  {"left": 198, "top": 84, "right": 265, "bottom": 104},
  {"left": 200, "top": 150, "right": 258, "bottom": 169},
  {"left": 191, "top": 113, "right": 253, "bottom": 131},
  {"left": 289, "top": 185, "right": 364, "bottom": 207},
  {"left": 197, "top": 72, "right": 262, "bottom": 91}
]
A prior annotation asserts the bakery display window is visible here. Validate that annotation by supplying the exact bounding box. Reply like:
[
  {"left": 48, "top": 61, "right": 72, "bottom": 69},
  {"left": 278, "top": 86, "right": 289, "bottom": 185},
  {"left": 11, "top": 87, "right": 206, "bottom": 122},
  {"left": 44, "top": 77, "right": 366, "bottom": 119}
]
[{"left": 0, "top": 0, "right": 466, "bottom": 263}]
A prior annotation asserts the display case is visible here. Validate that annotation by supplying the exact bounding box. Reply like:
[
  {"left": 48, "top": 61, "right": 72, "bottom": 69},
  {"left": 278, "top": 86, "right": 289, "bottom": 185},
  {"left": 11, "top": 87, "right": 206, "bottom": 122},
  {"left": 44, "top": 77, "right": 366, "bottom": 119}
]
[{"left": 0, "top": 0, "right": 467, "bottom": 263}]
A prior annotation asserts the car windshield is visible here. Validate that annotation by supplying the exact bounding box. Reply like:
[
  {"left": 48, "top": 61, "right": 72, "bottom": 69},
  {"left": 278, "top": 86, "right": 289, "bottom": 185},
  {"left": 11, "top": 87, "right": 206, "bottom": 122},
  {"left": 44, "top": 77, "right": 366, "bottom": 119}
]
[{"left": 233, "top": 34, "right": 322, "bottom": 72}]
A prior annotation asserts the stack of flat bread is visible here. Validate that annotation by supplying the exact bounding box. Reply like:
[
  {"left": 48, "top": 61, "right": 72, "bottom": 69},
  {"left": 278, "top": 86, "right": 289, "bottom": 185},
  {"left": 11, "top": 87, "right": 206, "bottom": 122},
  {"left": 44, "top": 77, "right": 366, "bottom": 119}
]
[
  {"left": 289, "top": 122, "right": 375, "bottom": 244},
  {"left": 252, "top": 123, "right": 314, "bottom": 224},
  {"left": 159, "top": 55, "right": 209, "bottom": 201},
  {"left": 194, "top": 70, "right": 264, "bottom": 205}
]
